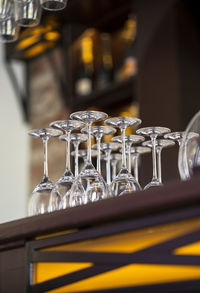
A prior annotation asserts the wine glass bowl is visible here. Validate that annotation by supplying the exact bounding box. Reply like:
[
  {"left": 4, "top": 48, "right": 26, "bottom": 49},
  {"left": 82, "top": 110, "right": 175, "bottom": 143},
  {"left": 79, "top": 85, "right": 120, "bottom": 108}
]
[
  {"left": 49, "top": 120, "right": 85, "bottom": 211},
  {"left": 137, "top": 127, "right": 171, "bottom": 189},
  {"left": 28, "top": 128, "right": 62, "bottom": 216},
  {"left": 105, "top": 117, "right": 142, "bottom": 196},
  {"left": 70, "top": 111, "right": 109, "bottom": 206},
  {"left": 15, "top": 0, "right": 41, "bottom": 27},
  {"left": 177, "top": 111, "right": 200, "bottom": 180}
]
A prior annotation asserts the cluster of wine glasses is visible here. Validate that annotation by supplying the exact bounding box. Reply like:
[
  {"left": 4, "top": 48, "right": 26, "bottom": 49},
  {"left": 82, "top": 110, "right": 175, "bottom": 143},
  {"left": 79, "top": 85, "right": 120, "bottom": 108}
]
[
  {"left": 0, "top": 0, "right": 68, "bottom": 43},
  {"left": 28, "top": 110, "right": 199, "bottom": 216}
]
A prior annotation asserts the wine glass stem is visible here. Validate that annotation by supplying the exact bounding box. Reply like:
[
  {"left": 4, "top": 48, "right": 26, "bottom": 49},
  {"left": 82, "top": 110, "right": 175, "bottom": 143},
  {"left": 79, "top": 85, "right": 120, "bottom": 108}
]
[
  {"left": 111, "top": 161, "right": 117, "bottom": 180},
  {"left": 133, "top": 153, "right": 139, "bottom": 182},
  {"left": 151, "top": 134, "right": 158, "bottom": 181},
  {"left": 105, "top": 149, "right": 111, "bottom": 185},
  {"left": 157, "top": 147, "right": 162, "bottom": 183},
  {"left": 96, "top": 135, "right": 102, "bottom": 173},
  {"left": 43, "top": 137, "right": 49, "bottom": 180},
  {"left": 87, "top": 122, "right": 92, "bottom": 163},
  {"left": 66, "top": 131, "right": 71, "bottom": 171},
  {"left": 127, "top": 143, "right": 131, "bottom": 173},
  {"left": 121, "top": 126, "right": 127, "bottom": 169},
  {"left": 177, "top": 138, "right": 182, "bottom": 146},
  {"left": 74, "top": 141, "right": 80, "bottom": 177}
]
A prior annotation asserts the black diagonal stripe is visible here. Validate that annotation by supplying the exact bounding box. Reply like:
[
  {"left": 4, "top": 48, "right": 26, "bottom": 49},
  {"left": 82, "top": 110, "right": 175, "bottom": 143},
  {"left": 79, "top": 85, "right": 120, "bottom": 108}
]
[
  {"left": 29, "top": 264, "right": 120, "bottom": 293},
  {"left": 32, "top": 250, "right": 200, "bottom": 266}
]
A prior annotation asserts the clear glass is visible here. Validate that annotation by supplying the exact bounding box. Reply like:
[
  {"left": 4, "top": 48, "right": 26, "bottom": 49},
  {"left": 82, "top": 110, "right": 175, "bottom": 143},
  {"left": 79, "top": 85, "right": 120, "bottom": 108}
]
[
  {"left": 143, "top": 139, "right": 175, "bottom": 186},
  {"left": 82, "top": 125, "right": 116, "bottom": 174},
  {"left": 105, "top": 117, "right": 142, "bottom": 196},
  {"left": 137, "top": 127, "right": 170, "bottom": 189},
  {"left": 70, "top": 111, "right": 109, "bottom": 206},
  {"left": 94, "top": 142, "right": 120, "bottom": 185},
  {"left": 112, "top": 134, "right": 144, "bottom": 173},
  {"left": 41, "top": 0, "right": 68, "bottom": 11},
  {"left": 28, "top": 128, "right": 62, "bottom": 216},
  {"left": 178, "top": 111, "right": 200, "bottom": 180},
  {"left": 70, "top": 133, "right": 88, "bottom": 177},
  {"left": 0, "top": 0, "right": 11, "bottom": 19},
  {"left": 71, "top": 149, "right": 98, "bottom": 171},
  {"left": 0, "top": 2, "right": 19, "bottom": 43},
  {"left": 110, "top": 153, "right": 122, "bottom": 180},
  {"left": 15, "top": 0, "right": 41, "bottom": 27},
  {"left": 49, "top": 120, "right": 85, "bottom": 211},
  {"left": 164, "top": 131, "right": 199, "bottom": 179},
  {"left": 130, "top": 146, "right": 151, "bottom": 184}
]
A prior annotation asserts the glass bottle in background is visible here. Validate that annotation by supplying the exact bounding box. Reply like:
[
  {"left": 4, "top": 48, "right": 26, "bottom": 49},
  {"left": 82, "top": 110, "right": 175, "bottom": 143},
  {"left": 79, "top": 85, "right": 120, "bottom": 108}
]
[
  {"left": 96, "top": 33, "right": 113, "bottom": 90},
  {"left": 75, "top": 36, "right": 94, "bottom": 96},
  {"left": 115, "top": 14, "right": 137, "bottom": 82}
]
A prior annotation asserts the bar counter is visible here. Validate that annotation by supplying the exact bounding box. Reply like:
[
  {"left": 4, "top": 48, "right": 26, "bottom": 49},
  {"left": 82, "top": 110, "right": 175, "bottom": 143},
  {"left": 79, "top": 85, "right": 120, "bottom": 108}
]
[{"left": 1, "top": 177, "right": 200, "bottom": 292}]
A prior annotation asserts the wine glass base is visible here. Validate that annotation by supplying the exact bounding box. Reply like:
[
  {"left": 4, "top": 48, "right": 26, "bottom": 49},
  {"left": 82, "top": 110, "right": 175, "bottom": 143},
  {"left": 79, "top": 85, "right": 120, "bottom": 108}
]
[{"left": 144, "top": 181, "right": 163, "bottom": 190}]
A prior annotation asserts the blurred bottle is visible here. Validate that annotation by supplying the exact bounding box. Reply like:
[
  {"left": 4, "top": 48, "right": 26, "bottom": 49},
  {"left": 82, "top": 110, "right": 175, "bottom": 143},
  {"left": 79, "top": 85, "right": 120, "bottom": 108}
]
[
  {"left": 75, "top": 36, "right": 94, "bottom": 96},
  {"left": 96, "top": 33, "right": 113, "bottom": 90},
  {"left": 115, "top": 14, "right": 137, "bottom": 82}
]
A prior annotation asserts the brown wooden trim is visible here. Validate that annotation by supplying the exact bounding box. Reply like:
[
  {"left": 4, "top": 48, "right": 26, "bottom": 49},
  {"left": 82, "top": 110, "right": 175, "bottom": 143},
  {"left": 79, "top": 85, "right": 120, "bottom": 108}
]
[{"left": 0, "top": 177, "right": 200, "bottom": 245}]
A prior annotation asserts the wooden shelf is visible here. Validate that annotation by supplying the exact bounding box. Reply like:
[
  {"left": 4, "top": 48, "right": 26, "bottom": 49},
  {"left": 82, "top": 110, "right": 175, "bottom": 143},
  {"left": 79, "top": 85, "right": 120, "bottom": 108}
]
[
  {"left": 1, "top": 176, "right": 200, "bottom": 246},
  {"left": 1, "top": 177, "right": 200, "bottom": 292}
]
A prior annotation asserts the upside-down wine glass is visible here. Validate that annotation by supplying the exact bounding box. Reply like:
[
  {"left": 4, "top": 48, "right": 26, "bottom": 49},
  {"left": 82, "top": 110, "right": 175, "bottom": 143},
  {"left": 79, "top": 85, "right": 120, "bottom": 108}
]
[
  {"left": 15, "top": 0, "right": 41, "bottom": 27},
  {"left": 164, "top": 131, "right": 199, "bottom": 180},
  {"left": 28, "top": 128, "right": 62, "bottom": 216},
  {"left": 49, "top": 120, "right": 85, "bottom": 210},
  {"left": 112, "top": 135, "right": 144, "bottom": 173},
  {"left": 0, "top": 0, "right": 10, "bottom": 19},
  {"left": 130, "top": 146, "right": 151, "bottom": 184},
  {"left": 93, "top": 142, "right": 121, "bottom": 186},
  {"left": 70, "top": 111, "right": 108, "bottom": 206},
  {"left": 143, "top": 139, "right": 175, "bottom": 186},
  {"left": 0, "top": 1, "right": 19, "bottom": 43},
  {"left": 82, "top": 125, "right": 116, "bottom": 174},
  {"left": 136, "top": 127, "right": 170, "bottom": 189},
  {"left": 105, "top": 117, "right": 142, "bottom": 196},
  {"left": 70, "top": 133, "right": 88, "bottom": 177},
  {"left": 41, "top": 0, "right": 68, "bottom": 11}
]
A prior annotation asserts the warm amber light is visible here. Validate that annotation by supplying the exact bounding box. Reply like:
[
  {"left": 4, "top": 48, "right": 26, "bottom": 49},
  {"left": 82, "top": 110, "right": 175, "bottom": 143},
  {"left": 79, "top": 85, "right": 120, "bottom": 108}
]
[
  {"left": 81, "top": 37, "right": 93, "bottom": 63},
  {"left": 16, "top": 35, "right": 40, "bottom": 50},
  {"left": 24, "top": 42, "right": 55, "bottom": 59},
  {"left": 45, "top": 31, "right": 60, "bottom": 42}
]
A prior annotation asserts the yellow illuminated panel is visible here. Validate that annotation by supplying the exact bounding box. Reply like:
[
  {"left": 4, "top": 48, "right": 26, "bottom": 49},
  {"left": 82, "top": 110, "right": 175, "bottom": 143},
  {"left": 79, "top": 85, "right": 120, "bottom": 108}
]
[
  {"left": 45, "top": 264, "right": 200, "bottom": 293},
  {"left": 33, "top": 262, "right": 92, "bottom": 284},
  {"left": 42, "top": 218, "right": 200, "bottom": 254},
  {"left": 174, "top": 241, "right": 200, "bottom": 256}
]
